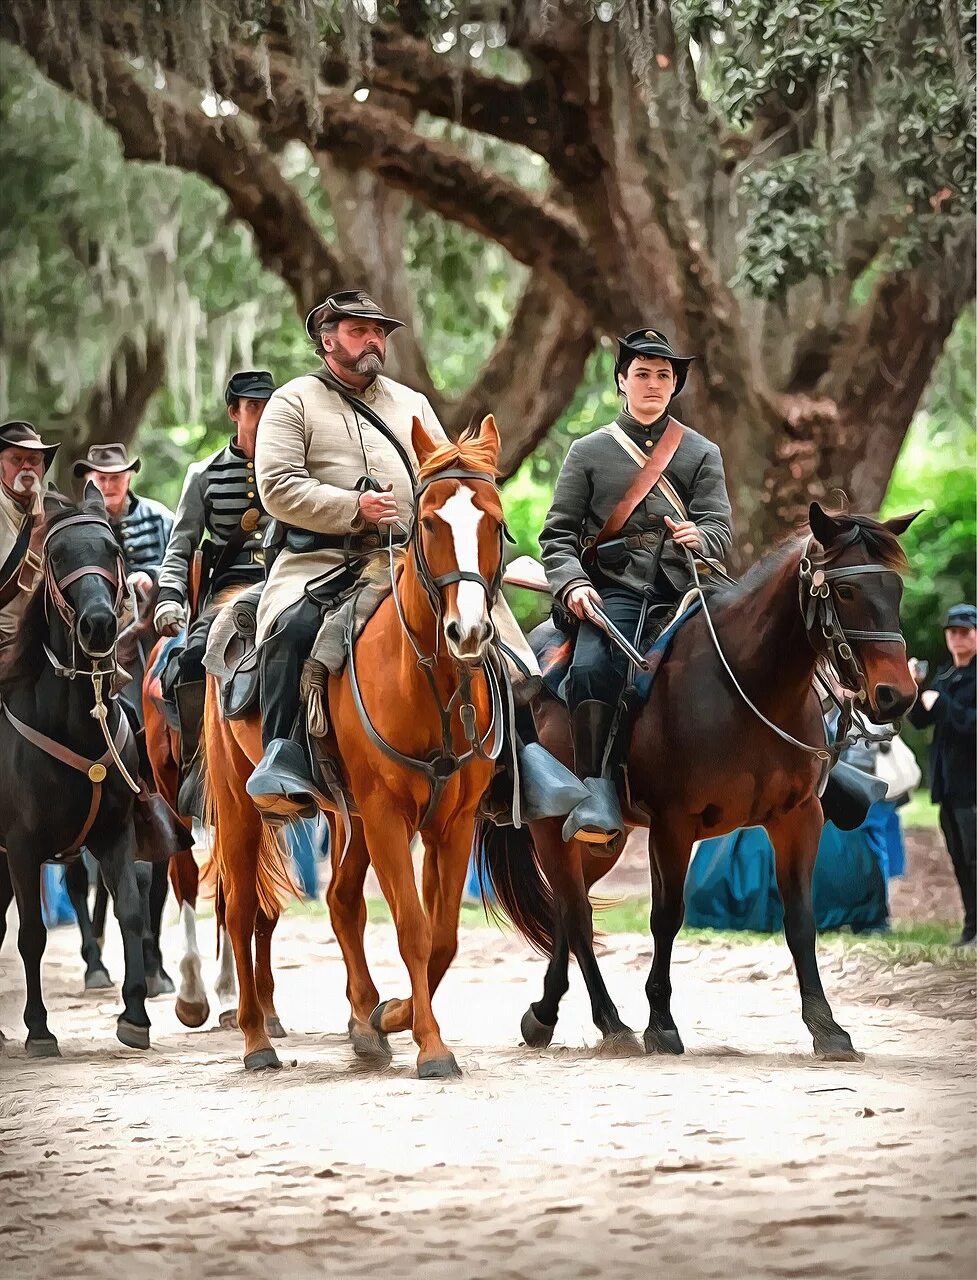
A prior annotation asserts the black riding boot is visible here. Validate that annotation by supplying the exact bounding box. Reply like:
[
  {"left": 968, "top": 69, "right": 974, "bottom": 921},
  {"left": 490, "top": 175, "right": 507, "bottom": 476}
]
[
  {"left": 562, "top": 700, "right": 625, "bottom": 852},
  {"left": 174, "top": 680, "right": 206, "bottom": 772}
]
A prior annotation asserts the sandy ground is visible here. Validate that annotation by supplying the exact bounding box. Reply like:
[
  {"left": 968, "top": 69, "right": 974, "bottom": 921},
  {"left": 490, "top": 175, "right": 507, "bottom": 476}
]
[{"left": 1, "top": 904, "right": 975, "bottom": 1280}]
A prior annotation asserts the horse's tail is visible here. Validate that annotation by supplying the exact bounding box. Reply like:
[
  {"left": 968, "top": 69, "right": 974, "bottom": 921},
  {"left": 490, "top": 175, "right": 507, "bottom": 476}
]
[
  {"left": 475, "top": 820, "right": 556, "bottom": 957},
  {"left": 201, "top": 677, "right": 298, "bottom": 922}
]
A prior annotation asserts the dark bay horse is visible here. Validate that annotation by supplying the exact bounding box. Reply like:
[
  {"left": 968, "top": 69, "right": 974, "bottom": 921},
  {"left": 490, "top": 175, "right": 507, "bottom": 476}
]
[
  {"left": 0, "top": 486, "right": 150, "bottom": 1055},
  {"left": 203, "top": 416, "right": 505, "bottom": 1075},
  {"left": 481, "top": 504, "right": 919, "bottom": 1061}
]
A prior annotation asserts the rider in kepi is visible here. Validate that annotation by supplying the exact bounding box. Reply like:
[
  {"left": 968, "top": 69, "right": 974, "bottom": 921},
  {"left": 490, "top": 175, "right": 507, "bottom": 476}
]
[{"left": 539, "top": 328, "right": 733, "bottom": 850}]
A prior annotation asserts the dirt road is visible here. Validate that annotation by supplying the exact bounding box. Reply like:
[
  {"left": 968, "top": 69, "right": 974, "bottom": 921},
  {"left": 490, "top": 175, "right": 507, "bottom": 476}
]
[{"left": 1, "top": 907, "right": 974, "bottom": 1279}]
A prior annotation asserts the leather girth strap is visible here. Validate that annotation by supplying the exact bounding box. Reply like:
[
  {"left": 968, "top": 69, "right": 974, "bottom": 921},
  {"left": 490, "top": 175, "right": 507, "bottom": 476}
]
[
  {"left": 0, "top": 701, "right": 130, "bottom": 859},
  {"left": 583, "top": 417, "right": 684, "bottom": 566}
]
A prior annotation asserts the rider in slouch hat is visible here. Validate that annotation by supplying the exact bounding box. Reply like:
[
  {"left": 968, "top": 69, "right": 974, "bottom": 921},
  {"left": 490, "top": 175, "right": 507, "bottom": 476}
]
[
  {"left": 538, "top": 328, "right": 733, "bottom": 850},
  {"left": 245, "top": 288, "right": 539, "bottom": 820},
  {"left": 0, "top": 422, "right": 60, "bottom": 649}
]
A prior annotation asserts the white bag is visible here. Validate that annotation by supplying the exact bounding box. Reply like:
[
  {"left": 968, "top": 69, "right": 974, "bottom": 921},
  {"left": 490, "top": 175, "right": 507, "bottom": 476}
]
[{"left": 874, "top": 735, "right": 922, "bottom": 801}]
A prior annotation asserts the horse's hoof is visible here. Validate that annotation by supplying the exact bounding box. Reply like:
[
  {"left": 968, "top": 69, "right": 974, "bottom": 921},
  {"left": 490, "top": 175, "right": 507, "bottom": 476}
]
[
  {"left": 418, "top": 1053, "right": 462, "bottom": 1080},
  {"left": 264, "top": 1015, "right": 286, "bottom": 1039},
  {"left": 644, "top": 1026, "right": 685, "bottom": 1055},
  {"left": 369, "top": 999, "right": 397, "bottom": 1036},
  {"left": 117, "top": 1019, "right": 151, "bottom": 1051},
  {"left": 146, "top": 970, "right": 175, "bottom": 998},
  {"left": 349, "top": 1022, "right": 392, "bottom": 1063},
  {"left": 814, "top": 1036, "right": 864, "bottom": 1063},
  {"left": 520, "top": 1007, "right": 556, "bottom": 1049},
  {"left": 598, "top": 1029, "right": 643, "bottom": 1058},
  {"left": 244, "top": 1047, "right": 282, "bottom": 1072},
  {"left": 84, "top": 968, "right": 113, "bottom": 992},
  {"left": 218, "top": 1009, "right": 239, "bottom": 1031},
  {"left": 26, "top": 1036, "right": 60, "bottom": 1058},
  {"left": 175, "top": 997, "right": 210, "bottom": 1029}
]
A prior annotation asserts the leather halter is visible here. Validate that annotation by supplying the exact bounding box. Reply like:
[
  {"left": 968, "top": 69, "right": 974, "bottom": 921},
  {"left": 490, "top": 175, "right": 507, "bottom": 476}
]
[
  {"left": 42, "top": 513, "right": 128, "bottom": 673},
  {"left": 410, "top": 468, "right": 509, "bottom": 618}
]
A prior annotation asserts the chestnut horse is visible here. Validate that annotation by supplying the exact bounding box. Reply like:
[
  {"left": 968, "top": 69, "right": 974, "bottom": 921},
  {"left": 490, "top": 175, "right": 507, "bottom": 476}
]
[
  {"left": 142, "top": 635, "right": 238, "bottom": 1027},
  {"left": 480, "top": 504, "right": 919, "bottom": 1061},
  {"left": 203, "top": 416, "right": 505, "bottom": 1075}
]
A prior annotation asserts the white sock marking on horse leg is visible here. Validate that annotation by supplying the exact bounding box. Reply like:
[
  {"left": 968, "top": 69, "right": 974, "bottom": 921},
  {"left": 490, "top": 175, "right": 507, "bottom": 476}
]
[
  {"left": 436, "top": 485, "right": 486, "bottom": 641},
  {"left": 215, "top": 923, "right": 237, "bottom": 1008},
  {"left": 177, "top": 901, "right": 207, "bottom": 1006}
]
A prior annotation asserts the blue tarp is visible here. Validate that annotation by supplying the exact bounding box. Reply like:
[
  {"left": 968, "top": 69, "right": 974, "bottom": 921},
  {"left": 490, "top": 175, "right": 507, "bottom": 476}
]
[{"left": 685, "top": 801, "right": 904, "bottom": 934}]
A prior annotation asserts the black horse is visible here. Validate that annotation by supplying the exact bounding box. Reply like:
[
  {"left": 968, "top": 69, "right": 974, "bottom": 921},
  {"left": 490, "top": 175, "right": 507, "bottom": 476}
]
[{"left": 0, "top": 486, "right": 150, "bottom": 1055}]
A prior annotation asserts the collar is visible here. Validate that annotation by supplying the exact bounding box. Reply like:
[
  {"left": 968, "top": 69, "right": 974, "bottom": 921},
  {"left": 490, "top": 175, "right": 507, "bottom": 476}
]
[
  {"left": 228, "top": 437, "right": 251, "bottom": 460},
  {"left": 616, "top": 409, "right": 670, "bottom": 450},
  {"left": 316, "top": 364, "right": 381, "bottom": 403}
]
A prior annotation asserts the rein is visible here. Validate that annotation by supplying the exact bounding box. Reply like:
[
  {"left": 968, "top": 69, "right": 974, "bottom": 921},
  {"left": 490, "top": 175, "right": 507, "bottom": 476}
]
[
  {"left": 685, "top": 534, "right": 906, "bottom": 766},
  {"left": 344, "top": 466, "right": 505, "bottom": 828}
]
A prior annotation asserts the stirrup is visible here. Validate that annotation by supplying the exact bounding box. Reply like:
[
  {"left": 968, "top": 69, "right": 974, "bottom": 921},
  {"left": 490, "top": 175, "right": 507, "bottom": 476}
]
[
  {"left": 561, "top": 777, "right": 624, "bottom": 854},
  {"left": 246, "top": 738, "right": 328, "bottom": 823}
]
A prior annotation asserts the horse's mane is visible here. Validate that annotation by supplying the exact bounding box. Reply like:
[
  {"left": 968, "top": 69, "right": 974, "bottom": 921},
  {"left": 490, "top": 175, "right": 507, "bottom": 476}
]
[
  {"left": 418, "top": 426, "right": 504, "bottom": 519},
  {"left": 712, "top": 512, "right": 909, "bottom": 612},
  {"left": 0, "top": 498, "right": 85, "bottom": 694}
]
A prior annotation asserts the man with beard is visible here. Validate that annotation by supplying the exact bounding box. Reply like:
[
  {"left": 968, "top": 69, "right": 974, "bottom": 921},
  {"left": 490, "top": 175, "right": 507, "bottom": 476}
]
[
  {"left": 247, "top": 290, "right": 447, "bottom": 810},
  {"left": 0, "top": 421, "right": 59, "bottom": 650}
]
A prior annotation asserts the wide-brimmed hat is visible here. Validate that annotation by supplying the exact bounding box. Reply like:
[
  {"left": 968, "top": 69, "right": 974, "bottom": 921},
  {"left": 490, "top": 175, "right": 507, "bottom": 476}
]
[
  {"left": 224, "top": 370, "right": 276, "bottom": 406},
  {"left": 305, "top": 289, "right": 405, "bottom": 341},
  {"left": 0, "top": 420, "right": 60, "bottom": 471},
  {"left": 614, "top": 328, "right": 696, "bottom": 396},
  {"left": 71, "top": 442, "right": 140, "bottom": 478},
  {"left": 944, "top": 603, "right": 977, "bottom": 630}
]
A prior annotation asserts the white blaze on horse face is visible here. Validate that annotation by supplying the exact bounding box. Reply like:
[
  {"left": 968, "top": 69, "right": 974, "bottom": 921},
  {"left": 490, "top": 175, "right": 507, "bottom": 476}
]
[{"left": 436, "top": 484, "right": 488, "bottom": 656}]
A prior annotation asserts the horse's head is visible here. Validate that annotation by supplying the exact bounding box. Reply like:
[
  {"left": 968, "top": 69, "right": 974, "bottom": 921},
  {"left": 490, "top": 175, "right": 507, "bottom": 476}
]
[
  {"left": 410, "top": 414, "right": 505, "bottom": 664},
  {"left": 807, "top": 502, "right": 921, "bottom": 723},
  {"left": 42, "top": 483, "right": 127, "bottom": 662}
]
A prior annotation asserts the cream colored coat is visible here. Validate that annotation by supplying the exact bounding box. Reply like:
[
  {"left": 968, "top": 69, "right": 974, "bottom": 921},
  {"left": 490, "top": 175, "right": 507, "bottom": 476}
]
[
  {"left": 254, "top": 371, "right": 539, "bottom": 682},
  {"left": 0, "top": 485, "right": 44, "bottom": 646}
]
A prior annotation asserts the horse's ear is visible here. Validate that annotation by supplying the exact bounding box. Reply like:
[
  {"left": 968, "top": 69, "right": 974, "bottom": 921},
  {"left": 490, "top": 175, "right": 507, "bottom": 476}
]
[
  {"left": 411, "top": 415, "right": 438, "bottom": 468},
  {"left": 83, "top": 479, "right": 107, "bottom": 514},
  {"left": 478, "top": 414, "right": 501, "bottom": 467},
  {"left": 42, "top": 490, "right": 67, "bottom": 521},
  {"left": 882, "top": 509, "right": 923, "bottom": 537},
  {"left": 809, "top": 501, "right": 852, "bottom": 547}
]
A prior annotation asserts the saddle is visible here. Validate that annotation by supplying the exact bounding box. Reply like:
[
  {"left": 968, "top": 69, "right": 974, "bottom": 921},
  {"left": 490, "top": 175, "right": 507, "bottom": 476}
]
[{"left": 202, "top": 583, "right": 265, "bottom": 720}]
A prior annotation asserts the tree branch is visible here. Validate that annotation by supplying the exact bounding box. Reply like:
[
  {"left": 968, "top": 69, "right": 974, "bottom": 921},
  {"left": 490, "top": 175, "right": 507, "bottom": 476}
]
[{"left": 446, "top": 274, "right": 595, "bottom": 475}]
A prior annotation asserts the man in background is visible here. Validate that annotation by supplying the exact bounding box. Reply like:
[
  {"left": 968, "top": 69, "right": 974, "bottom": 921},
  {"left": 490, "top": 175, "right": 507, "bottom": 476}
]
[
  {"left": 909, "top": 604, "right": 977, "bottom": 947},
  {"left": 0, "top": 421, "right": 59, "bottom": 649}
]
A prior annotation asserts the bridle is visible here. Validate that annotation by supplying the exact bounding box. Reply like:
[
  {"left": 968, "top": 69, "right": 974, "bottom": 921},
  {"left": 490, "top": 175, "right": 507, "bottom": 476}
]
[
  {"left": 345, "top": 466, "right": 506, "bottom": 828},
  {"left": 4, "top": 511, "right": 141, "bottom": 797},
  {"left": 687, "top": 530, "right": 907, "bottom": 767}
]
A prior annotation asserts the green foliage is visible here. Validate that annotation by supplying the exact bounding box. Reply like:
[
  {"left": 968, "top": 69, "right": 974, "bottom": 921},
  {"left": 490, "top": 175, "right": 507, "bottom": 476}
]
[{"left": 881, "top": 305, "right": 976, "bottom": 669}]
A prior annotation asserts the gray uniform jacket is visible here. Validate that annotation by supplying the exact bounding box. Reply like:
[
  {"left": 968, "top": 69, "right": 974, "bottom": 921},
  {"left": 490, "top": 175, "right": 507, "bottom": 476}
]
[
  {"left": 539, "top": 415, "right": 733, "bottom": 602},
  {"left": 156, "top": 440, "right": 267, "bottom": 607}
]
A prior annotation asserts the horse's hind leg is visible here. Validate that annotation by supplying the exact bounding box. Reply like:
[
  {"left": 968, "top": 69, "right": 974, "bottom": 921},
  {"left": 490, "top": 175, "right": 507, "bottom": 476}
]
[
  {"left": 7, "top": 845, "right": 58, "bottom": 1056},
  {"left": 768, "top": 800, "right": 862, "bottom": 1061},
  {"left": 170, "top": 851, "right": 209, "bottom": 1027},
  {"left": 537, "top": 820, "right": 638, "bottom": 1055},
  {"left": 327, "top": 817, "right": 388, "bottom": 1061},
  {"left": 0, "top": 854, "right": 13, "bottom": 951},
  {"left": 643, "top": 816, "right": 693, "bottom": 1055},
  {"left": 64, "top": 856, "right": 113, "bottom": 990}
]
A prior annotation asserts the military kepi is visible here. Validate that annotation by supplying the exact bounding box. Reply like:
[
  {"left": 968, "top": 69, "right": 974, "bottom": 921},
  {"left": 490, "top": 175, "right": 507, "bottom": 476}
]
[
  {"left": 304, "top": 289, "right": 405, "bottom": 341},
  {"left": 72, "top": 442, "right": 140, "bottom": 477},
  {"left": 614, "top": 328, "right": 695, "bottom": 396},
  {"left": 224, "top": 370, "right": 276, "bottom": 406},
  {"left": 944, "top": 603, "right": 977, "bottom": 630},
  {"left": 0, "top": 420, "right": 60, "bottom": 471}
]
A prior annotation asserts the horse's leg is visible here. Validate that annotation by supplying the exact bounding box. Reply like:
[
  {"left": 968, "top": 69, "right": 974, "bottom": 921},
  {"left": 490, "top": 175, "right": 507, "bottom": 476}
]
[
  {"left": 364, "top": 804, "right": 457, "bottom": 1078},
  {"left": 254, "top": 908, "right": 285, "bottom": 1039},
  {"left": 92, "top": 872, "right": 109, "bottom": 946},
  {"left": 537, "top": 819, "right": 638, "bottom": 1055},
  {"left": 643, "top": 816, "right": 694, "bottom": 1055},
  {"left": 64, "top": 856, "right": 112, "bottom": 990},
  {"left": 7, "top": 846, "right": 58, "bottom": 1055},
  {"left": 137, "top": 860, "right": 166, "bottom": 998},
  {"left": 94, "top": 825, "right": 151, "bottom": 1049},
  {"left": 327, "top": 817, "right": 388, "bottom": 1061},
  {"left": 214, "top": 923, "right": 239, "bottom": 1028},
  {"left": 147, "top": 860, "right": 174, "bottom": 994},
  {"left": 521, "top": 922, "right": 570, "bottom": 1049},
  {"left": 170, "top": 852, "right": 209, "bottom": 1027},
  {"left": 767, "top": 799, "right": 862, "bottom": 1061},
  {"left": 0, "top": 854, "right": 13, "bottom": 951}
]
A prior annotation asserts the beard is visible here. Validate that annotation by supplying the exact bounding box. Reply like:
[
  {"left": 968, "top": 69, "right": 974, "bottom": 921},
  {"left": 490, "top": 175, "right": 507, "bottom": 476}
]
[
  {"left": 328, "top": 337, "right": 385, "bottom": 378},
  {"left": 12, "top": 468, "right": 39, "bottom": 492}
]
